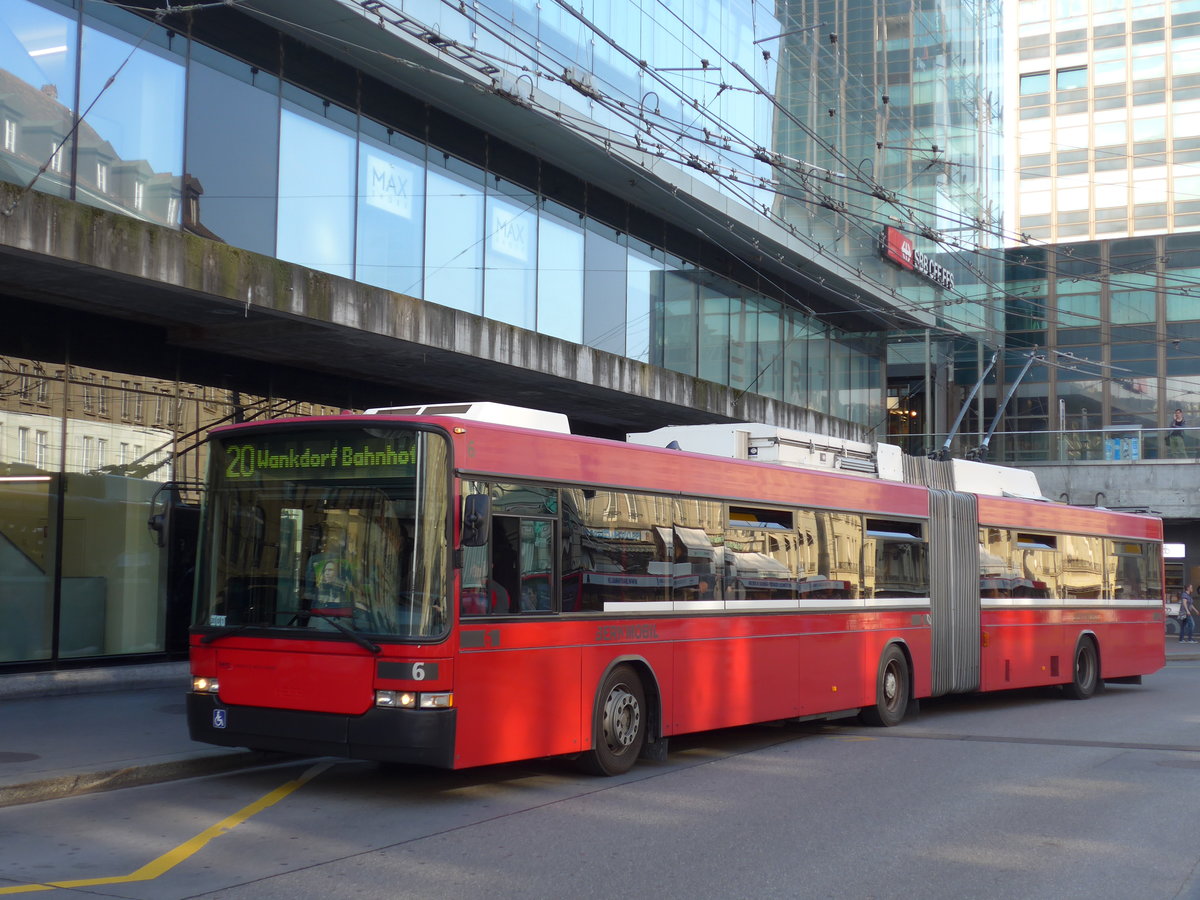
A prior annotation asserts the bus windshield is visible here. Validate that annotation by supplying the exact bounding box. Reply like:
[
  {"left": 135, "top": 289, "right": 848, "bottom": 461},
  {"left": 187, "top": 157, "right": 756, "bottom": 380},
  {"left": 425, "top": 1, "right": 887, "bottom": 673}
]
[{"left": 194, "top": 426, "right": 451, "bottom": 641}]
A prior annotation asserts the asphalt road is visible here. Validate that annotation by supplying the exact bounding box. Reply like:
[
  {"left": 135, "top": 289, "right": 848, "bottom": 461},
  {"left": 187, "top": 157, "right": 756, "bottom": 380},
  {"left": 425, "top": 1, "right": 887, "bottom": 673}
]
[{"left": 3, "top": 660, "right": 1200, "bottom": 900}]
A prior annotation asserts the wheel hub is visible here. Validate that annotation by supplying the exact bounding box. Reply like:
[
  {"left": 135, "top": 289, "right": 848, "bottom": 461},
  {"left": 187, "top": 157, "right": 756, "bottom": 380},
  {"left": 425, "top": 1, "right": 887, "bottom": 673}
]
[
  {"left": 883, "top": 667, "right": 898, "bottom": 703},
  {"left": 602, "top": 686, "right": 640, "bottom": 749}
]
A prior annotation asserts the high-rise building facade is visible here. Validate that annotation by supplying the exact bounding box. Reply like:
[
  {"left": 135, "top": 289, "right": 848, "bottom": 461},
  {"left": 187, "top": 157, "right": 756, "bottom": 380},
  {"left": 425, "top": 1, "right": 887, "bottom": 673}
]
[{"left": 1012, "top": 0, "right": 1200, "bottom": 243}]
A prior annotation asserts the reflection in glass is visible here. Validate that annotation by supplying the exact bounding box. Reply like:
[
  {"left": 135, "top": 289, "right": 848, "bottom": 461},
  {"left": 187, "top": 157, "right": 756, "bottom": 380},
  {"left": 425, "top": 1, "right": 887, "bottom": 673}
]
[
  {"left": 0, "top": 476, "right": 55, "bottom": 662},
  {"left": 565, "top": 487, "right": 669, "bottom": 610},
  {"left": 61, "top": 474, "right": 164, "bottom": 657},
  {"left": 662, "top": 263, "right": 698, "bottom": 376},
  {"left": 357, "top": 135, "right": 425, "bottom": 296},
  {"left": 830, "top": 341, "right": 850, "bottom": 422},
  {"left": 627, "top": 246, "right": 664, "bottom": 365},
  {"left": 1108, "top": 539, "right": 1163, "bottom": 599},
  {"left": 185, "top": 57, "right": 279, "bottom": 255},
  {"left": 583, "top": 223, "right": 627, "bottom": 354},
  {"left": 536, "top": 204, "right": 583, "bottom": 341},
  {"left": 196, "top": 429, "right": 450, "bottom": 640},
  {"left": 671, "top": 498, "right": 723, "bottom": 607},
  {"left": 276, "top": 105, "right": 355, "bottom": 278},
  {"left": 807, "top": 329, "right": 831, "bottom": 417},
  {"left": 729, "top": 296, "right": 758, "bottom": 392},
  {"left": 484, "top": 181, "right": 537, "bottom": 327},
  {"left": 425, "top": 162, "right": 484, "bottom": 313},
  {"left": 755, "top": 301, "right": 782, "bottom": 400},
  {"left": 78, "top": 19, "right": 184, "bottom": 224},
  {"left": 784, "top": 314, "right": 811, "bottom": 407},
  {"left": 0, "top": 0, "right": 77, "bottom": 200},
  {"left": 699, "top": 287, "right": 730, "bottom": 385}
]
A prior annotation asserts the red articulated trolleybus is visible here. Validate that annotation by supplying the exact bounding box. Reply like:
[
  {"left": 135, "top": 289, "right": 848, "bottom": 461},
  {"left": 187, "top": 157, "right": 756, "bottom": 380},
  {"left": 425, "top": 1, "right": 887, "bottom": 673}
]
[{"left": 187, "top": 403, "right": 1165, "bottom": 775}]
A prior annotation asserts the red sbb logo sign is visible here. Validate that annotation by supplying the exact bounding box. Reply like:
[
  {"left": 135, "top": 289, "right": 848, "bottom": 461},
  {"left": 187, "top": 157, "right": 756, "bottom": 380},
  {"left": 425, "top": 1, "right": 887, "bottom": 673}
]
[{"left": 880, "top": 226, "right": 954, "bottom": 291}]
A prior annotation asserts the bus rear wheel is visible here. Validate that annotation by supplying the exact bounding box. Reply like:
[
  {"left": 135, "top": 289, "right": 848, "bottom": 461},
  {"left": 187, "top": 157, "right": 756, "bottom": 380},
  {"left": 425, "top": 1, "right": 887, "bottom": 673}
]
[
  {"left": 580, "top": 665, "right": 645, "bottom": 776},
  {"left": 859, "top": 644, "right": 909, "bottom": 727},
  {"left": 1063, "top": 638, "right": 1099, "bottom": 700}
]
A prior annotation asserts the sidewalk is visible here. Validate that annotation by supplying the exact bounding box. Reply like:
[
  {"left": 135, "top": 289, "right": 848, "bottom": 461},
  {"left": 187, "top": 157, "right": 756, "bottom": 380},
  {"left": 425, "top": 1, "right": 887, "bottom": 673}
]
[
  {"left": 2, "top": 638, "right": 1199, "bottom": 808},
  {"left": 0, "top": 662, "right": 290, "bottom": 808}
]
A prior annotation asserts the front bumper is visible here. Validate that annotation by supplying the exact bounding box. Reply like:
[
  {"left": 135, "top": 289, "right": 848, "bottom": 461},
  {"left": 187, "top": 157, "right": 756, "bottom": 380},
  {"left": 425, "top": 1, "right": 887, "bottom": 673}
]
[{"left": 187, "top": 693, "right": 457, "bottom": 768}]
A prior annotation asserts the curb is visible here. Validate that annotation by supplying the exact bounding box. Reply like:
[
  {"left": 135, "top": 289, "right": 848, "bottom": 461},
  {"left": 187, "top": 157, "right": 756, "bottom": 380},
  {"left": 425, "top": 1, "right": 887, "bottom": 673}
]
[
  {"left": 0, "top": 750, "right": 297, "bottom": 809},
  {"left": 0, "top": 662, "right": 189, "bottom": 700}
]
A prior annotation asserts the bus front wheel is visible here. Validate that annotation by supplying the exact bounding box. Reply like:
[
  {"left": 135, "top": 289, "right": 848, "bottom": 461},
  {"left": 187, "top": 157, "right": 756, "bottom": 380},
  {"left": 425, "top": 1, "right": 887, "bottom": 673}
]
[
  {"left": 580, "top": 665, "right": 646, "bottom": 776},
  {"left": 859, "top": 644, "right": 910, "bottom": 727}
]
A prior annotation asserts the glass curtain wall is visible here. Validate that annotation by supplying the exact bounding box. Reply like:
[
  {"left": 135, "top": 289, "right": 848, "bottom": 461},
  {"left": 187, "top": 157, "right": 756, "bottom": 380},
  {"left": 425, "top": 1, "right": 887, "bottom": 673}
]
[
  {"left": 0, "top": 0, "right": 884, "bottom": 429},
  {"left": 994, "top": 234, "right": 1200, "bottom": 462},
  {"left": 771, "top": 0, "right": 1005, "bottom": 336}
]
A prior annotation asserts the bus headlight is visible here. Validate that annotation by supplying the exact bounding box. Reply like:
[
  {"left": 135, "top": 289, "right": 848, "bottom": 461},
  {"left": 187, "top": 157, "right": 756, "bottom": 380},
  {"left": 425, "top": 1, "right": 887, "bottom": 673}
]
[
  {"left": 375, "top": 690, "right": 416, "bottom": 708},
  {"left": 192, "top": 676, "right": 220, "bottom": 694},
  {"left": 375, "top": 690, "right": 453, "bottom": 709}
]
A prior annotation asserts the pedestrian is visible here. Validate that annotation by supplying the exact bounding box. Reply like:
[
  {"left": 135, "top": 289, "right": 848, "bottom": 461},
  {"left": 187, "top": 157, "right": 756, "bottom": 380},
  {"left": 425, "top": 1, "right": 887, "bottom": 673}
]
[
  {"left": 1168, "top": 408, "right": 1187, "bottom": 458},
  {"left": 1180, "top": 584, "right": 1197, "bottom": 643}
]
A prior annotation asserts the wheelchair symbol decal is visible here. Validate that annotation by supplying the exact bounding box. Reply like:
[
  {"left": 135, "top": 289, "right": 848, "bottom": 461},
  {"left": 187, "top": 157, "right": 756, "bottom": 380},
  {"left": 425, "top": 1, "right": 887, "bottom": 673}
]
[{"left": 213, "top": 709, "right": 227, "bottom": 729}]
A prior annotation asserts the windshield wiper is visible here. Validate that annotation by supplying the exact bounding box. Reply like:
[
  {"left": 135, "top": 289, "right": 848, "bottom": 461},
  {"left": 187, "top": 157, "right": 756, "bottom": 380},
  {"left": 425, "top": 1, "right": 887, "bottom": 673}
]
[
  {"left": 278, "top": 608, "right": 382, "bottom": 654},
  {"left": 199, "top": 624, "right": 260, "bottom": 645}
]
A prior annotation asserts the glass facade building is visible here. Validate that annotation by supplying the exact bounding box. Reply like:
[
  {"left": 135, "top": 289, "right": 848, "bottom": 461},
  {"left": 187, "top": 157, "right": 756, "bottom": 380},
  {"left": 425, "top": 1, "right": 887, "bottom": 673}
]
[{"left": 0, "top": 0, "right": 1003, "bottom": 668}]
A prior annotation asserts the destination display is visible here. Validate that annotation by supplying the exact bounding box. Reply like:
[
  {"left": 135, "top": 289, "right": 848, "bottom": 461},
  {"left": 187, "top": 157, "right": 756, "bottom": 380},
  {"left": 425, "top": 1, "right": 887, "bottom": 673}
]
[{"left": 217, "top": 429, "right": 421, "bottom": 481}]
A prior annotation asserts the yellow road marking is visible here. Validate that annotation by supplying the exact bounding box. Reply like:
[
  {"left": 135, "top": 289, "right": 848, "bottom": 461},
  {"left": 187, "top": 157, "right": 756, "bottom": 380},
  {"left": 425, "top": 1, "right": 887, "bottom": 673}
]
[{"left": 0, "top": 761, "right": 333, "bottom": 895}]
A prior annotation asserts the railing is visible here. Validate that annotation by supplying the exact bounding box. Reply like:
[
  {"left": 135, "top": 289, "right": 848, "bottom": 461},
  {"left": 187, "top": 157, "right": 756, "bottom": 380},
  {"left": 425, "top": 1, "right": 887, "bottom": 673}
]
[{"left": 882, "top": 426, "right": 1200, "bottom": 466}]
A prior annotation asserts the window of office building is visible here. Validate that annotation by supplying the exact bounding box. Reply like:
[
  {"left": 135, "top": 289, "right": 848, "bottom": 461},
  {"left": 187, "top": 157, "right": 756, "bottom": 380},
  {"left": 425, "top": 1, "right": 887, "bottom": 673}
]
[
  {"left": 425, "top": 155, "right": 486, "bottom": 314},
  {"left": 1057, "top": 67, "right": 1087, "bottom": 90},
  {"left": 583, "top": 221, "right": 628, "bottom": 356},
  {"left": 356, "top": 122, "right": 426, "bottom": 297},
  {"left": 660, "top": 259, "right": 698, "bottom": 377},
  {"left": 698, "top": 284, "right": 733, "bottom": 388},
  {"left": 783, "top": 316, "right": 813, "bottom": 410},
  {"left": 78, "top": 9, "right": 184, "bottom": 225},
  {"left": 626, "top": 242, "right": 664, "bottom": 367},
  {"left": 185, "top": 48, "right": 280, "bottom": 256},
  {"left": 0, "top": 0, "right": 77, "bottom": 200},
  {"left": 276, "top": 99, "right": 355, "bottom": 279},
  {"left": 484, "top": 178, "right": 538, "bottom": 330},
  {"left": 536, "top": 200, "right": 584, "bottom": 342},
  {"left": 1020, "top": 72, "right": 1051, "bottom": 95}
]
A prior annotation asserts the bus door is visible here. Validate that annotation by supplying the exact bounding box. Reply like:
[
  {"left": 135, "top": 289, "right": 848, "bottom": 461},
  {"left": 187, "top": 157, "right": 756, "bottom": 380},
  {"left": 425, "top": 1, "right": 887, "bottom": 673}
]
[{"left": 455, "top": 483, "right": 581, "bottom": 768}]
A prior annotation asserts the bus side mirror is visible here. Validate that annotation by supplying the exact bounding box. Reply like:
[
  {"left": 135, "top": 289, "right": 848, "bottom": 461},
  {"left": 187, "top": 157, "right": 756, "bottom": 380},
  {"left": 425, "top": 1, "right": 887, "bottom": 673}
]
[
  {"left": 461, "top": 494, "right": 491, "bottom": 547},
  {"left": 147, "top": 512, "right": 166, "bottom": 547}
]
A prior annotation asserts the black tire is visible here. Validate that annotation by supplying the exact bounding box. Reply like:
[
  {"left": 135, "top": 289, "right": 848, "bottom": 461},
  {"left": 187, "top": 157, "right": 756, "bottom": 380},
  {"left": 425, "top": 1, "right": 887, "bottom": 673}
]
[
  {"left": 580, "top": 665, "right": 646, "bottom": 776},
  {"left": 859, "top": 644, "right": 910, "bottom": 727},
  {"left": 1063, "top": 638, "right": 1099, "bottom": 700}
]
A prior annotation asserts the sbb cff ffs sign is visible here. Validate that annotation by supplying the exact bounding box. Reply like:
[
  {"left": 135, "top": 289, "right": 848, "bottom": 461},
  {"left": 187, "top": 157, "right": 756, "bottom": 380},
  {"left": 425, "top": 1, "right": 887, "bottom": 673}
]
[{"left": 880, "top": 227, "right": 954, "bottom": 291}]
